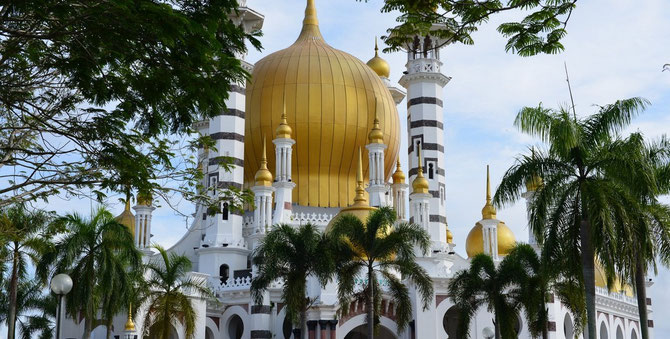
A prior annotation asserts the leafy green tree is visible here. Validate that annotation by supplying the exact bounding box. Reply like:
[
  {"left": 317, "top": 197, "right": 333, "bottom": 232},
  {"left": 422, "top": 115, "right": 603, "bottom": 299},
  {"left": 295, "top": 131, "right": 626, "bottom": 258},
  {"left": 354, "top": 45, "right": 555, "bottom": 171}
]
[
  {"left": 36, "top": 207, "right": 141, "bottom": 339},
  {"left": 0, "top": 0, "right": 259, "bottom": 211},
  {"left": 361, "top": 0, "right": 577, "bottom": 57},
  {"left": 0, "top": 279, "right": 57, "bottom": 339},
  {"left": 613, "top": 138, "right": 670, "bottom": 339},
  {"left": 329, "top": 207, "right": 433, "bottom": 338},
  {"left": 0, "top": 204, "right": 52, "bottom": 339},
  {"left": 140, "top": 245, "right": 211, "bottom": 339},
  {"left": 492, "top": 97, "right": 655, "bottom": 339},
  {"left": 251, "top": 223, "right": 335, "bottom": 337}
]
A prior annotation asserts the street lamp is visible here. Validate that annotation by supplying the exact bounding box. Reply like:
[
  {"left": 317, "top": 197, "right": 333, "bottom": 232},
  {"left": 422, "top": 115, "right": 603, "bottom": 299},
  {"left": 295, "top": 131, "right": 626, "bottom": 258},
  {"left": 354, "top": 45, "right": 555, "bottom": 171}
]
[
  {"left": 50, "top": 273, "right": 73, "bottom": 339},
  {"left": 482, "top": 327, "right": 495, "bottom": 339}
]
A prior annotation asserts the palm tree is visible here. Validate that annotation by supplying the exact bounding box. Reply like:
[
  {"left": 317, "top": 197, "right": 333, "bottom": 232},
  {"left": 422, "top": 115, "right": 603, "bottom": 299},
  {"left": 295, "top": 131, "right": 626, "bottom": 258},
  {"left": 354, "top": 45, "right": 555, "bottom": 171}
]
[
  {"left": 492, "top": 97, "right": 655, "bottom": 338},
  {"left": 0, "top": 204, "right": 52, "bottom": 339},
  {"left": 0, "top": 278, "right": 57, "bottom": 339},
  {"left": 36, "top": 207, "right": 141, "bottom": 339},
  {"left": 140, "top": 245, "right": 212, "bottom": 339},
  {"left": 329, "top": 206, "right": 433, "bottom": 338},
  {"left": 448, "top": 253, "right": 520, "bottom": 339},
  {"left": 251, "top": 223, "right": 335, "bottom": 338},
  {"left": 613, "top": 137, "right": 670, "bottom": 339}
]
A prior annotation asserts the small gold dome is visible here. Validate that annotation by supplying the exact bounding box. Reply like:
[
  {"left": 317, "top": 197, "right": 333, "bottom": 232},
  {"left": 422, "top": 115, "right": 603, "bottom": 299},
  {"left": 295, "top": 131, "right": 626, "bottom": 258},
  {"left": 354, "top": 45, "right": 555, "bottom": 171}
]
[
  {"left": 412, "top": 148, "right": 429, "bottom": 194},
  {"left": 115, "top": 200, "right": 135, "bottom": 236},
  {"left": 137, "top": 191, "right": 152, "bottom": 206},
  {"left": 124, "top": 305, "right": 135, "bottom": 331},
  {"left": 465, "top": 221, "right": 516, "bottom": 258},
  {"left": 368, "top": 104, "right": 384, "bottom": 144},
  {"left": 366, "top": 37, "right": 391, "bottom": 78},
  {"left": 392, "top": 160, "right": 405, "bottom": 184},
  {"left": 275, "top": 102, "right": 293, "bottom": 139},
  {"left": 254, "top": 137, "right": 273, "bottom": 187},
  {"left": 526, "top": 174, "right": 543, "bottom": 192},
  {"left": 446, "top": 229, "right": 453, "bottom": 244}
]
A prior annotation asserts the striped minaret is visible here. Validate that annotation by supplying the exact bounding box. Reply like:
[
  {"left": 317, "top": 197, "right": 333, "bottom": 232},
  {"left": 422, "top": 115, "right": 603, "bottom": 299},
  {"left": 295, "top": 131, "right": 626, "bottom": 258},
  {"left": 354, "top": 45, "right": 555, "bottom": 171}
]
[{"left": 399, "top": 32, "right": 451, "bottom": 253}]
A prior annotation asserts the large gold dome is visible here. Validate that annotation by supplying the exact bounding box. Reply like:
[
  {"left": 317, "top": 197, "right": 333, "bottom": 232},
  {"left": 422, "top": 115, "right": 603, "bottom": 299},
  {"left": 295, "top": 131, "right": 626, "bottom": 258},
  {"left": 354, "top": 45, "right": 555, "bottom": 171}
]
[{"left": 244, "top": 0, "right": 400, "bottom": 207}]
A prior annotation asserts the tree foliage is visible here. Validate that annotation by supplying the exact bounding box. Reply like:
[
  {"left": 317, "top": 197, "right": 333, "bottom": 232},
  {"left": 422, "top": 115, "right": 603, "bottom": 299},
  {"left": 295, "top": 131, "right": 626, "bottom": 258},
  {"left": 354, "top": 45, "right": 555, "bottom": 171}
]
[
  {"left": 361, "top": 0, "right": 577, "bottom": 57},
  {"left": 329, "top": 207, "right": 433, "bottom": 336},
  {"left": 0, "top": 0, "right": 259, "bottom": 211}
]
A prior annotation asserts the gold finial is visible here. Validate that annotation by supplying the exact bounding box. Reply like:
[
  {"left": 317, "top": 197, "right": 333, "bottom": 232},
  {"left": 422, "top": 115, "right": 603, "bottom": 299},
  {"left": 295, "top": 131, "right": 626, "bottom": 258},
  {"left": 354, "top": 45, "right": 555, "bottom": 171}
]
[
  {"left": 482, "top": 165, "right": 497, "bottom": 219},
  {"left": 297, "top": 0, "right": 323, "bottom": 41},
  {"left": 276, "top": 92, "right": 293, "bottom": 139},
  {"left": 392, "top": 159, "right": 405, "bottom": 184},
  {"left": 368, "top": 98, "right": 384, "bottom": 144},
  {"left": 366, "top": 37, "right": 391, "bottom": 78},
  {"left": 446, "top": 229, "right": 453, "bottom": 244},
  {"left": 352, "top": 147, "right": 368, "bottom": 206},
  {"left": 412, "top": 146, "right": 429, "bottom": 194},
  {"left": 254, "top": 136, "right": 273, "bottom": 187},
  {"left": 124, "top": 304, "right": 135, "bottom": 331}
]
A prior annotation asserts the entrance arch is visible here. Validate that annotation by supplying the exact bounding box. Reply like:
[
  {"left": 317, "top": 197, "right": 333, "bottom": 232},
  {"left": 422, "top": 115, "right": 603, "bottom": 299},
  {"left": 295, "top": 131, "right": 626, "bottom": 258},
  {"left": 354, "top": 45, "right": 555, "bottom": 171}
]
[
  {"left": 443, "top": 306, "right": 461, "bottom": 338},
  {"left": 338, "top": 314, "right": 398, "bottom": 339},
  {"left": 228, "top": 314, "right": 244, "bottom": 339},
  {"left": 343, "top": 324, "right": 396, "bottom": 339}
]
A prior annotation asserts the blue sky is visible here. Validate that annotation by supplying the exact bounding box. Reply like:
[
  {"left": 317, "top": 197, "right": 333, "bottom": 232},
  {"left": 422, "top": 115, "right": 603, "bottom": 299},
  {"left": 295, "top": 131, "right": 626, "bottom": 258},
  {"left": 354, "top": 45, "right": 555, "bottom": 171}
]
[{"left": 2, "top": 0, "right": 669, "bottom": 337}]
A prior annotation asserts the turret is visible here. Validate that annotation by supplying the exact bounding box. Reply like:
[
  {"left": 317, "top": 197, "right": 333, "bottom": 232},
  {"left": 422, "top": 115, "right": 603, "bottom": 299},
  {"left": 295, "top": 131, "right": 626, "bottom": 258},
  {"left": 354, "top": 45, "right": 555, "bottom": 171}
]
[
  {"left": 272, "top": 98, "right": 296, "bottom": 225},
  {"left": 133, "top": 192, "right": 155, "bottom": 254},
  {"left": 252, "top": 137, "right": 275, "bottom": 237},
  {"left": 409, "top": 147, "right": 430, "bottom": 232},
  {"left": 366, "top": 101, "right": 390, "bottom": 208},
  {"left": 391, "top": 160, "right": 409, "bottom": 220}
]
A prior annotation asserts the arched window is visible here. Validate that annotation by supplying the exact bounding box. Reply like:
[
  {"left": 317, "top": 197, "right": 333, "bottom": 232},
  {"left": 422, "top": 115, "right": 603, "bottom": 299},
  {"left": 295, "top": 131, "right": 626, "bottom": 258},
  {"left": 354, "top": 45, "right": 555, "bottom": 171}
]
[
  {"left": 219, "top": 264, "right": 229, "bottom": 284},
  {"left": 600, "top": 322, "right": 609, "bottom": 339},
  {"left": 222, "top": 203, "right": 229, "bottom": 220},
  {"left": 616, "top": 326, "right": 624, "bottom": 339},
  {"left": 563, "top": 313, "right": 574, "bottom": 339},
  {"left": 428, "top": 163, "right": 434, "bottom": 179}
]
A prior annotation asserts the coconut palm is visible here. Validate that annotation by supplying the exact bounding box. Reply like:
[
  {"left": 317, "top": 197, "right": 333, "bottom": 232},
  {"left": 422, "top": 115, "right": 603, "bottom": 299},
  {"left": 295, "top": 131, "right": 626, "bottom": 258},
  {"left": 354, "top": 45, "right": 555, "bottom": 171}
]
[
  {"left": 141, "top": 245, "right": 211, "bottom": 339},
  {"left": 0, "top": 204, "right": 53, "bottom": 339},
  {"left": 251, "top": 223, "right": 335, "bottom": 338},
  {"left": 0, "top": 278, "right": 57, "bottom": 339},
  {"left": 329, "top": 206, "right": 432, "bottom": 338},
  {"left": 36, "top": 207, "right": 141, "bottom": 339},
  {"left": 492, "top": 97, "right": 655, "bottom": 338}
]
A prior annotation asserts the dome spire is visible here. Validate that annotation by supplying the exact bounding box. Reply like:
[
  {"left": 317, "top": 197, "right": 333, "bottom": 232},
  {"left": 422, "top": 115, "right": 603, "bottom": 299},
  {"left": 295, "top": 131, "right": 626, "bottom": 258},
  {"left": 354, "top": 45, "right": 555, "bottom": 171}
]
[
  {"left": 368, "top": 98, "right": 384, "bottom": 144},
  {"left": 297, "top": 0, "right": 323, "bottom": 42},
  {"left": 366, "top": 36, "right": 391, "bottom": 78},
  {"left": 276, "top": 92, "right": 293, "bottom": 139},
  {"left": 124, "top": 304, "right": 135, "bottom": 331},
  {"left": 352, "top": 147, "right": 368, "bottom": 206},
  {"left": 412, "top": 146, "right": 429, "bottom": 194},
  {"left": 392, "top": 159, "right": 405, "bottom": 184},
  {"left": 482, "top": 165, "right": 497, "bottom": 219},
  {"left": 254, "top": 136, "right": 273, "bottom": 187}
]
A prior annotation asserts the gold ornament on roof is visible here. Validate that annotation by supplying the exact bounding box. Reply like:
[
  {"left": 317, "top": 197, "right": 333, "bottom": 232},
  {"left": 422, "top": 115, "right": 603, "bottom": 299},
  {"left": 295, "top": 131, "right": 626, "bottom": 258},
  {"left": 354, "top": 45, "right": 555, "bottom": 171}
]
[
  {"left": 254, "top": 136, "right": 273, "bottom": 187},
  {"left": 368, "top": 99, "right": 384, "bottom": 144},
  {"left": 481, "top": 165, "right": 497, "bottom": 220},
  {"left": 367, "top": 37, "right": 391, "bottom": 78},
  {"left": 327, "top": 147, "right": 376, "bottom": 230},
  {"left": 412, "top": 147, "right": 429, "bottom": 194},
  {"left": 392, "top": 159, "right": 405, "bottom": 184},
  {"left": 275, "top": 93, "right": 293, "bottom": 139},
  {"left": 244, "top": 0, "right": 400, "bottom": 208},
  {"left": 115, "top": 198, "right": 135, "bottom": 236},
  {"left": 124, "top": 304, "right": 135, "bottom": 331},
  {"left": 446, "top": 229, "right": 453, "bottom": 244}
]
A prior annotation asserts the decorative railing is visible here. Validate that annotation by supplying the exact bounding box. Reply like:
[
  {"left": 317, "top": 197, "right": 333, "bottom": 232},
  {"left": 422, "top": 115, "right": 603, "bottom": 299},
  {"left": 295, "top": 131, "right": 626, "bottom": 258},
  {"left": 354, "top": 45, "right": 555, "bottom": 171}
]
[
  {"left": 595, "top": 286, "right": 637, "bottom": 305},
  {"left": 292, "top": 212, "right": 334, "bottom": 226},
  {"left": 406, "top": 58, "right": 442, "bottom": 75}
]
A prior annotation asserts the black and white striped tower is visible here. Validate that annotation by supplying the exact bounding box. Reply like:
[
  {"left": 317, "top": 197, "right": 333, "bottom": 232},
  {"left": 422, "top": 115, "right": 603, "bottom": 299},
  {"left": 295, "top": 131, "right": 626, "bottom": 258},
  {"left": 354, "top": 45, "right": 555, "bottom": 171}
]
[
  {"left": 399, "top": 30, "right": 451, "bottom": 253},
  {"left": 197, "top": 3, "right": 263, "bottom": 280}
]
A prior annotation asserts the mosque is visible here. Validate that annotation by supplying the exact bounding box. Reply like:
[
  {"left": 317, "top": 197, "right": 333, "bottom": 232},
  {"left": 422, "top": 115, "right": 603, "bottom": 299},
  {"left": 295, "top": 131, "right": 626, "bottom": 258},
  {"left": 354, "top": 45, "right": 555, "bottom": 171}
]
[{"left": 59, "top": 0, "right": 654, "bottom": 338}]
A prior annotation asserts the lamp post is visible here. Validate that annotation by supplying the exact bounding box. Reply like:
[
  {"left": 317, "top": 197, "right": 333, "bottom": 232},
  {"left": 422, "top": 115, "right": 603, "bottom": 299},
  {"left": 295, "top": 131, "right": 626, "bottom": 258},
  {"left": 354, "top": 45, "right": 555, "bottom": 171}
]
[
  {"left": 482, "top": 327, "right": 495, "bottom": 339},
  {"left": 50, "top": 273, "right": 73, "bottom": 339}
]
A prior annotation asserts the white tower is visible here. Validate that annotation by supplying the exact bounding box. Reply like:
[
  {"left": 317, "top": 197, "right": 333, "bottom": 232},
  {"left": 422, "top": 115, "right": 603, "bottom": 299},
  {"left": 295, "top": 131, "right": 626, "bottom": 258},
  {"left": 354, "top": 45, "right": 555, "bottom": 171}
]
[
  {"left": 272, "top": 104, "right": 296, "bottom": 225},
  {"left": 250, "top": 138, "right": 275, "bottom": 242},
  {"left": 409, "top": 148, "right": 430, "bottom": 232},
  {"left": 133, "top": 193, "right": 155, "bottom": 255},
  {"left": 399, "top": 31, "right": 451, "bottom": 253},
  {"left": 366, "top": 105, "right": 390, "bottom": 208},
  {"left": 391, "top": 160, "right": 408, "bottom": 220}
]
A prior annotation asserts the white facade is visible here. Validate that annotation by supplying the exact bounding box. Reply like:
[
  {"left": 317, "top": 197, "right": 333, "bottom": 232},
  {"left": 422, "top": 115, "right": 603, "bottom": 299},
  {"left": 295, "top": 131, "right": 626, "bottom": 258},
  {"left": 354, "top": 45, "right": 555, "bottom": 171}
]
[{"left": 60, "top": 2, "right": 655, "bottom": 339}]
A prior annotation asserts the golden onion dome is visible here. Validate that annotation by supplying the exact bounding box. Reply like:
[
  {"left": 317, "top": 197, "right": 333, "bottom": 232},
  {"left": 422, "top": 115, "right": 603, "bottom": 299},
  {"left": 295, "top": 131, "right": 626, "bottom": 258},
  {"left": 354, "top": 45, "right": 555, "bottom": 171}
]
[
  {"left": 244, "top": 0, "right": 400, "bottom": 207},
  {"left": 275, "top": 101, "right": 293, "bottom": 139},
  {"left": 124, "top": 305, "right": 135, "bottom": 331},
  {"left": 412, "top": 148, "right": 429, "bottom": 194},
  {"left": 254, "top": 137, "right": 273, "bottom": 187},
  {"left": 366, "top": 37, "right": 391, "bottom": 78},
  {"left": 446, "top": 229, "right": 453, "bottom": 244},
  {"left": 465, "top": 221, "right": 516, "bottom": 258},
  {"left": 392, "top": 159, "right": 405, "bottom": 184},
  {"left": 115, "top": 200, "right": 135, "bottom": 236}
]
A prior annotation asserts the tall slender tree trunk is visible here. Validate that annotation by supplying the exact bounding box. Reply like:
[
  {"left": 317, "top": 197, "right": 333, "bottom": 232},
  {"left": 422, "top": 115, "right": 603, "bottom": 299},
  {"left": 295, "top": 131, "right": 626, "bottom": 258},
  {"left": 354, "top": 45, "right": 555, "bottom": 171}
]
[
  {"left": 300, "top": 310, "right": 307, "bottom": 339},
  {"left": 634, "top": 256, "right": 649, "bottom": 339},
  {"left": 579, "top": 218, "right": 597, "bottom": 339},
  {"left": 367, "top": 266, "right": 374, "bottom": 339},
  {"left": 106, "top": 317, "right": 113, "bottom": 339},
  {"left": 494, "top": 313, "right": 501, "bottom": 339},
  {"left": 7, "top": 245, "right": 19, "bottom": 339},
  {"left": 83, "top": 317, "right": 93, "bottom": 339}
]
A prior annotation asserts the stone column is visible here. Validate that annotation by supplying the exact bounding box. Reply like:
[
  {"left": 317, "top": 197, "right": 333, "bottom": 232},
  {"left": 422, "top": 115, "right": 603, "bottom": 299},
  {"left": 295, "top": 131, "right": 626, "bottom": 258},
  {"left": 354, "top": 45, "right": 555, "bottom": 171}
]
[
  {"left": 307, "top": 320, "right": 318, "bottom": 339},
  {"left": 319, "top": 320, "right": 329, "bottom": 339},
  {"left": 329, "top": 320, "right": 338, "bottom": 339}
]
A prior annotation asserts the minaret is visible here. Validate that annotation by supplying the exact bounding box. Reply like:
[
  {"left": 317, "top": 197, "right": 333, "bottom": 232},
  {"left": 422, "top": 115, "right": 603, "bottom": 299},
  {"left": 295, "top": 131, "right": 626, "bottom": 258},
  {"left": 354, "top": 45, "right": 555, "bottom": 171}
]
[
  {"left": 481, "top": 165, "right": 500, "bottom": 261},
  {"left": 133, "top": 192, "right": 155, "bottom": 254},
  {"left": 409, "top": 147, "right": 430, "bottom": 233},
  {"left": 399, "top": 28, "right": 451, "bottom": 253},
  {"left": 252, "top": 137, "right": 275, "bottom": 236},
  {"left": 366, "top": 101, "right": 389, "bottom": 208},
  {"left": 391, "top": 160, "right": 408, "bottom": 220},
  {"left": 272, "top": 99, "right": 296, "bottom": 225}
]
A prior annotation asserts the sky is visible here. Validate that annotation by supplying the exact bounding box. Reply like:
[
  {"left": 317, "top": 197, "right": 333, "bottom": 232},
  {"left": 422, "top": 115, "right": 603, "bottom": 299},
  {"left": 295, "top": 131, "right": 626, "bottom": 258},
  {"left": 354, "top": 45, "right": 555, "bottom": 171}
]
[{"left": 2, "top": 0, "right": 669, "bottom": 337}]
